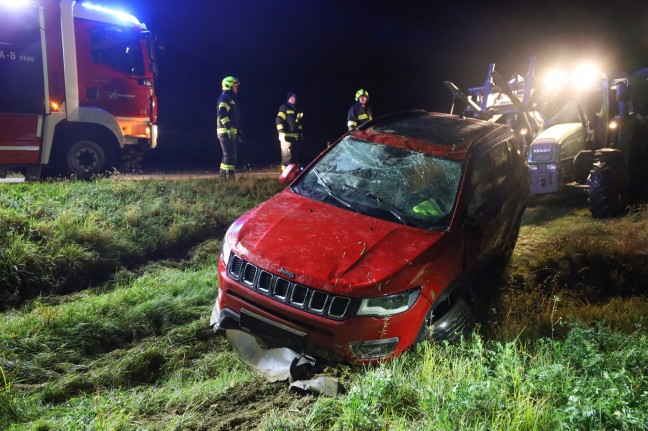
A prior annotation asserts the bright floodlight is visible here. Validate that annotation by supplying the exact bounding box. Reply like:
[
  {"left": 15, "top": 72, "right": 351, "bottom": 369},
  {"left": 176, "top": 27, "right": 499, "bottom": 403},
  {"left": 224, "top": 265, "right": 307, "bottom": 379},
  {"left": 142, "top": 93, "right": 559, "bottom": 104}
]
[
  {"left": 0, "top": 0, "right": 35, "bottom": 7},
  {"left": 572, "top": 63, "right": 601, "bottom": 90},
  {"left": 543, "top": 69, "right": 568, "bottom": 93}
]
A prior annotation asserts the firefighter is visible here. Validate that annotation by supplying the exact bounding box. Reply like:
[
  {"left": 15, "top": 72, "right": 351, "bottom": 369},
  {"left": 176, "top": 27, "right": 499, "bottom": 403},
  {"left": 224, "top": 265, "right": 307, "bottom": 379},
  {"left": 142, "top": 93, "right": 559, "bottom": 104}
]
[
  {"left": 347, "top": 88, "right": 373, "bottom": 130},
  {"left": 276, "top": 91, "right": 304, "bottom": 170},
  {"left": 216, "top": 76, "right": 241, "bottom": 180}
]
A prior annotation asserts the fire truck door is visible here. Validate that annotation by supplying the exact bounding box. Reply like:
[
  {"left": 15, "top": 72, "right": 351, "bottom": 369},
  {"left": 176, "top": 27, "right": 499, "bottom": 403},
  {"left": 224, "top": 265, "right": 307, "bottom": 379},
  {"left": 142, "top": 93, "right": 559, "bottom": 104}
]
[{"left": 0, "top": 2, "right": 45, "bottom": 165}]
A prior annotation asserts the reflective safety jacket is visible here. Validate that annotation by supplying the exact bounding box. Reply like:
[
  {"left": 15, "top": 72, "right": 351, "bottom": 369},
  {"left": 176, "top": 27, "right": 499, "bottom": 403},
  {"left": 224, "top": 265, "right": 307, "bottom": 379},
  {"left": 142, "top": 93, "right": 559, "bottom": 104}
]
[
  {"left": 276, "top": 102, "right": 303, "bottom": 141},
  {"left": 347, "top": 101, "right": 373, "bottom": 130},
  {"left": 216, "top": 90, "right": 241, "bottom": 137}
]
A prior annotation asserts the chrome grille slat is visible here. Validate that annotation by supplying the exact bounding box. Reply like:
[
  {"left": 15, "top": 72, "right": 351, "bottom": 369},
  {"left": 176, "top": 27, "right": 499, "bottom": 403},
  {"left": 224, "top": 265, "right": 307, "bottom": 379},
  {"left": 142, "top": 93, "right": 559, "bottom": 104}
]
[
  {"left": 309, "top": 291, "right": 328, "bottom": 312},
  {"left": 226, "top": 254, "right": 352, "bottom": 320},
  {"left": 230, "top": 256, "right": 244, "bottom": 278},
  {"left": 258, "top": 271, "right": 273, "bottom": 293},
  {"left": 273, "top": 278, "right": 290, "bottom": 300},
  {"left": 329, "top": 296, "right": 351, "bottom": 318},
  {"left": 290, "top": 285, "right": 309, "bottom": 307},
  {"left": 242, "top": 263, "right": 257, "bottom": 286}
]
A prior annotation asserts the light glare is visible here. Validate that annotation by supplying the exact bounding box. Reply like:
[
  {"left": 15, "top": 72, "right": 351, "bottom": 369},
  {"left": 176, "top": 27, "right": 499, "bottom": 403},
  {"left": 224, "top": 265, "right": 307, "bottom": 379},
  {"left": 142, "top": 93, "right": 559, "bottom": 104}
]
[
  {"left": 572, "top": 63, "right": 600, "bottom": 90},
  {"left": 80, "top": 2, "right": 141, "bottom": 26},
  {"left": 543, "top": 69, "right": 568, "bottom": 92},
  {"left": 0, "top": 0, "right": 35, "bottom": 8}
]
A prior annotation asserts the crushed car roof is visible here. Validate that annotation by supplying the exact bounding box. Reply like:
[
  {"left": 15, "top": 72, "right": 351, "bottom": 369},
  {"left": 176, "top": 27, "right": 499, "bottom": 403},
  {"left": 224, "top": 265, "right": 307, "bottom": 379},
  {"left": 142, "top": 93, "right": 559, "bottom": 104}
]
[{"left": 353, "top": 112, "right": 504, "bottom": 159}]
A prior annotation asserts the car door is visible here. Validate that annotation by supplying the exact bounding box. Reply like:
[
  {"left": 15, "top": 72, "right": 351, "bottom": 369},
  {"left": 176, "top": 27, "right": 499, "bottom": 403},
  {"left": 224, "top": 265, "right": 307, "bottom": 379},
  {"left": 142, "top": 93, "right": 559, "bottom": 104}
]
[{"left": 463, "top": 137, "right": 518, "bottom": 273}]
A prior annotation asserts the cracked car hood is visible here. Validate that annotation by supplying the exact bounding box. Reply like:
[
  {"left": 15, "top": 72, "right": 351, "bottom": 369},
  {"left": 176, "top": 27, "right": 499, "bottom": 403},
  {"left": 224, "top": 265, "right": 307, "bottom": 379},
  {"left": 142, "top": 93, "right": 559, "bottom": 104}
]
[{"left": 228, "top": 189, "right": 443, "bottom": 295}]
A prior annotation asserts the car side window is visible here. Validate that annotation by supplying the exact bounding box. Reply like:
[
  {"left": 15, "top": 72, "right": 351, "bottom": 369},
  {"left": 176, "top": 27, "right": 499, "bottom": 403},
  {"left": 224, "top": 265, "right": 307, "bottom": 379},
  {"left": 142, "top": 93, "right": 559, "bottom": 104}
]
[
  {"left": 467, "top": 139, "right": 515, "bottom": 214},
  {"left": 467, "top": 152, "right": 494, "bottom": 215},
  {"left": 490, "top": 142, "right": 512, "bottom": 187}
]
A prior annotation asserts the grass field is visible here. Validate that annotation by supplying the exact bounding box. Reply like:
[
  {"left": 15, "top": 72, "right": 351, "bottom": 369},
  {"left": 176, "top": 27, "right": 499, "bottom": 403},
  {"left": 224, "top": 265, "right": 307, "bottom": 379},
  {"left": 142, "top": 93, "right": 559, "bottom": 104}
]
[{"left": 1, "top": 178, "right": 646, "bottom": 430}]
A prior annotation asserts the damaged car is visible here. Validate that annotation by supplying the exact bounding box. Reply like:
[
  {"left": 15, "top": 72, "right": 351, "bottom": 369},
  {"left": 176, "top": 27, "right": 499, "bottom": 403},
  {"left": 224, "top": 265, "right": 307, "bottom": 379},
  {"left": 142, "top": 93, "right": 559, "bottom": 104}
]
[{"left": 211, "top": 111, "right": 528, "bottom": 364}]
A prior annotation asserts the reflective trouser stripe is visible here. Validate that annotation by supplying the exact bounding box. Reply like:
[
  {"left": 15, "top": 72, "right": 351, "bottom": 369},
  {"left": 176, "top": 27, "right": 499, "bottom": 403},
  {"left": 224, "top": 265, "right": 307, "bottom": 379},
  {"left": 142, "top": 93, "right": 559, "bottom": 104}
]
[
  {"left": 217, "top": 127, "right": 238, "bottom": 135},
  {"left": 220, "top": 163, "right": 235, "bottom": 171}
]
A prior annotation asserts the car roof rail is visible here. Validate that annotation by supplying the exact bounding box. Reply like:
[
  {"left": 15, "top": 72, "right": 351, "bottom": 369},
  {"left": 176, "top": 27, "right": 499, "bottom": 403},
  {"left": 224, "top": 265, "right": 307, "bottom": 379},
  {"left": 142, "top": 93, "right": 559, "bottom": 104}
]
[{"left": 357, "top": 109, "right": 428, "bottom": 130}]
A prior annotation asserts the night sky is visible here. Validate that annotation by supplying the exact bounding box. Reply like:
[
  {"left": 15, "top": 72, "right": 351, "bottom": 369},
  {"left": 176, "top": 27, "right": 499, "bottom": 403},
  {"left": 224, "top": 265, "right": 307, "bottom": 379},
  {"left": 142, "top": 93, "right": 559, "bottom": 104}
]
[{"left": 103, "top": 0, "right": 648, "bottom": 170}]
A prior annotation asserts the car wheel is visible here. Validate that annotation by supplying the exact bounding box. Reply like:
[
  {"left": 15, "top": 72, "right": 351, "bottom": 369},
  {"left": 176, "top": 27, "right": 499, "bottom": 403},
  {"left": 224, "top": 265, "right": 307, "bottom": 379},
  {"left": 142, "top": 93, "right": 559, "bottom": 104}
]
[
  {"left": 416, "top": 293, "right": 475, "bottom": 344},
  {"left": 587, "top": 150, "right": 628, "bottom": 218}
]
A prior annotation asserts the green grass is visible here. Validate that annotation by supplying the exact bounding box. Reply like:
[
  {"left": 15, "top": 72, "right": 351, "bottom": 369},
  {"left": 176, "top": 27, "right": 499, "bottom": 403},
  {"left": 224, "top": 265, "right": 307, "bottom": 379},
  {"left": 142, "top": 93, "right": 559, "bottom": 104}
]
[
  {"left": 0, "top": 245, "right": 260, "bottom": 430},
  {"left": 0, "top": 177, "right": 283, "bottom": 308},
  {"left": 1, "top": 179, "right": 647, "bottom": 430},
  {"left": 493, "top": 193, "right": 648, "bottom": 341},
  {"left": 266, "top": 324, "right": 647, "bottom": 430}
]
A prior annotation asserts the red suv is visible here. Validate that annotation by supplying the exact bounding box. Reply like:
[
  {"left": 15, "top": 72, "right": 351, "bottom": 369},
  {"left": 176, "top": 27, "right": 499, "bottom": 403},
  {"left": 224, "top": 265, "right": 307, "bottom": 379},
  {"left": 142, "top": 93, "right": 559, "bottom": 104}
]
[{"left": 211, "top": 111, "right": 528, "bottom": 363}]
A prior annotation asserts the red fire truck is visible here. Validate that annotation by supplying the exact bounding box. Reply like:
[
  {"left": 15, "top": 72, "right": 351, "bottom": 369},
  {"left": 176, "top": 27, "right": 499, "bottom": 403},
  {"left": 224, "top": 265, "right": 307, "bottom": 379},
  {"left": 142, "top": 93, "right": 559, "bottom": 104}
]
[{"left": 0, "top": 0, "right": 158, "bottom": 179}]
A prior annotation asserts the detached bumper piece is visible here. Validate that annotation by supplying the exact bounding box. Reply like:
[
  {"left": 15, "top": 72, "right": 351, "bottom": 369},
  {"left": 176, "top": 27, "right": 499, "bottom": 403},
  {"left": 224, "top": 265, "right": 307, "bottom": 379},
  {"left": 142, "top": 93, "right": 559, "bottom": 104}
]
[{"left": 225, "top": 327, "right": 344, "bottom": 397}]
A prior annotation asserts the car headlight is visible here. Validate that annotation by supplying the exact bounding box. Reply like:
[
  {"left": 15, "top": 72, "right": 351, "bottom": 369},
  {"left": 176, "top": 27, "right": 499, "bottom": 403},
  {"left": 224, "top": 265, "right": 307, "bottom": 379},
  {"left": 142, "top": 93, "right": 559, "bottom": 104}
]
[
  {"left": 221, "top": 237, "right": 231, "bottom": 266},
  {"left": 356, "top": 288, "right": 420, "bottom": 317}
]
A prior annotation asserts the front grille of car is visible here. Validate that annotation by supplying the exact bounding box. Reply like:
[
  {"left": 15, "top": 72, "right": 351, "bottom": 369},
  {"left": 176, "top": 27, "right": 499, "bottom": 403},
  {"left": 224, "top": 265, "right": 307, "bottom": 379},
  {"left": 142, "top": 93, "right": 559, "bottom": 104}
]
[{"left": 226, "top": 253, "right": 354, "bottom": 321}]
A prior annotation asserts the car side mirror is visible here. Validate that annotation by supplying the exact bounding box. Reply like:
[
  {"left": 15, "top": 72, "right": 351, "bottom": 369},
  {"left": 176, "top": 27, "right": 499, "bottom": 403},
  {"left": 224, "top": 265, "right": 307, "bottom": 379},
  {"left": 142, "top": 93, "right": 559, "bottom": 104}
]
[{"left": 279, "top": 164, "right": 300, "bottom": 186}]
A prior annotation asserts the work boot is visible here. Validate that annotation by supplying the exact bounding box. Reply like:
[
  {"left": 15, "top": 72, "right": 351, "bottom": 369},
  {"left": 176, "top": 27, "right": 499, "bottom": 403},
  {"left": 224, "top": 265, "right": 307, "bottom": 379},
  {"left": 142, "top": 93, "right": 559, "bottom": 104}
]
[{"left": 221, "top": 170, "right": 235, "bottom": 181}]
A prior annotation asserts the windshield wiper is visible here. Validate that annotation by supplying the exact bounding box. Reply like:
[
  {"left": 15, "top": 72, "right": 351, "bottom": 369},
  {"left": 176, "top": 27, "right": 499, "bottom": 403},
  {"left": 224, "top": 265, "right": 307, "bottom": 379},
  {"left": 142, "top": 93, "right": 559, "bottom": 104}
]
[
  {"left": 312, "top": 170, "right": 359, "bottom": 213},
  {"left": 338, "top": 183, "right": 410, "bottom": 226}
]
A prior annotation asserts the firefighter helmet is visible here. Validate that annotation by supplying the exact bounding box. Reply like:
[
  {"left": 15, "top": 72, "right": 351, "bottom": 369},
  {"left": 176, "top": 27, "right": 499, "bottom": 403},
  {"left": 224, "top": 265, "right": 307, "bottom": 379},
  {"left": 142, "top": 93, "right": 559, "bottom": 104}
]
[
  {"left": 355, "top": 89, "right": 369, "bottom": 101},
  {"left": 222, "top": 76, "right": 240, "bottom": 90}
]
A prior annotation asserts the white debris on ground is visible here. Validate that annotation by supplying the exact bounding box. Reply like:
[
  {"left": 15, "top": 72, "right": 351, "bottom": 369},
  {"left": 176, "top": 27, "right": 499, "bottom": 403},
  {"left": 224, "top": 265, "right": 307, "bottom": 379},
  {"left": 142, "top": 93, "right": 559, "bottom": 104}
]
[{"left": 226, "top": 329, "right": 344, "bottom": 397}]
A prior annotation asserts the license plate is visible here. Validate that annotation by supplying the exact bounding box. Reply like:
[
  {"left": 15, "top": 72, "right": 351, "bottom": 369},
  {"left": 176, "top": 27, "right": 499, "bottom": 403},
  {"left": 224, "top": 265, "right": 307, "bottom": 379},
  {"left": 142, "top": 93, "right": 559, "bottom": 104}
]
[{"left": 239, "top": 308, "right": 307, "bottom": 350}]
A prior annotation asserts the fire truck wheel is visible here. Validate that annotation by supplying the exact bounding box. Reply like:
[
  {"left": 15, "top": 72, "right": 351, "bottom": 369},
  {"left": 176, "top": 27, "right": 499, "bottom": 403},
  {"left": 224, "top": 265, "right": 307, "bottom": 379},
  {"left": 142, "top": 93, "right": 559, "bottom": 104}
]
[
  {"left": 587, "top": 151, "right": 628, "bottom": 218},
  {"left": 56, "top": 136, "right": 115, "bottom": 179}
]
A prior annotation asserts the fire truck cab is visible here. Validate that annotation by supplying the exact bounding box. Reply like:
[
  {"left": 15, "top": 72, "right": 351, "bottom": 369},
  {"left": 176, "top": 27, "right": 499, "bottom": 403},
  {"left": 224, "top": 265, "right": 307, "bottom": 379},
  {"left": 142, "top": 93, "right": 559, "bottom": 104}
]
[{"left": 0, "top": 0, "right": 158, "bottom": 179}]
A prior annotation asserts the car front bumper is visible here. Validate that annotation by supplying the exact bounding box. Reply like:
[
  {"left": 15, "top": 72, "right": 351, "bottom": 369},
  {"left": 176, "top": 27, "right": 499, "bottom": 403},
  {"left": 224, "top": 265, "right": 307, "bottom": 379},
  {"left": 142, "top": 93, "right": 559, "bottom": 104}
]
[{"left": 211, "top": 259, "right": 431, "bottom": 363}]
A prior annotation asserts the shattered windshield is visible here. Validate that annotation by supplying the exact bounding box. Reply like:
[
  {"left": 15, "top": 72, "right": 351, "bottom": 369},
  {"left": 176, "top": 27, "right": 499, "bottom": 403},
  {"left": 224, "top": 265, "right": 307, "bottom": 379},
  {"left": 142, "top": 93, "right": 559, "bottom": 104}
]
[{"left": 292, "top": 137, "right": 463, "bottom": 229}]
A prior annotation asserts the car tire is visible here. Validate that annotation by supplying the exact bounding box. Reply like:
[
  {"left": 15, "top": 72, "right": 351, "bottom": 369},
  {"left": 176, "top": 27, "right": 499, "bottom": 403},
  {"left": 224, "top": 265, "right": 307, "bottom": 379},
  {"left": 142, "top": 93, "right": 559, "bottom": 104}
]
[
  {"left": 53, "top": 133, "right": 115, "bottom": 179},
  {"left": 587, "top": 150, "right": 628, "bottom": 218},
  {"left": 416, "top": 292, "right": 476, "bottom": 344}
]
